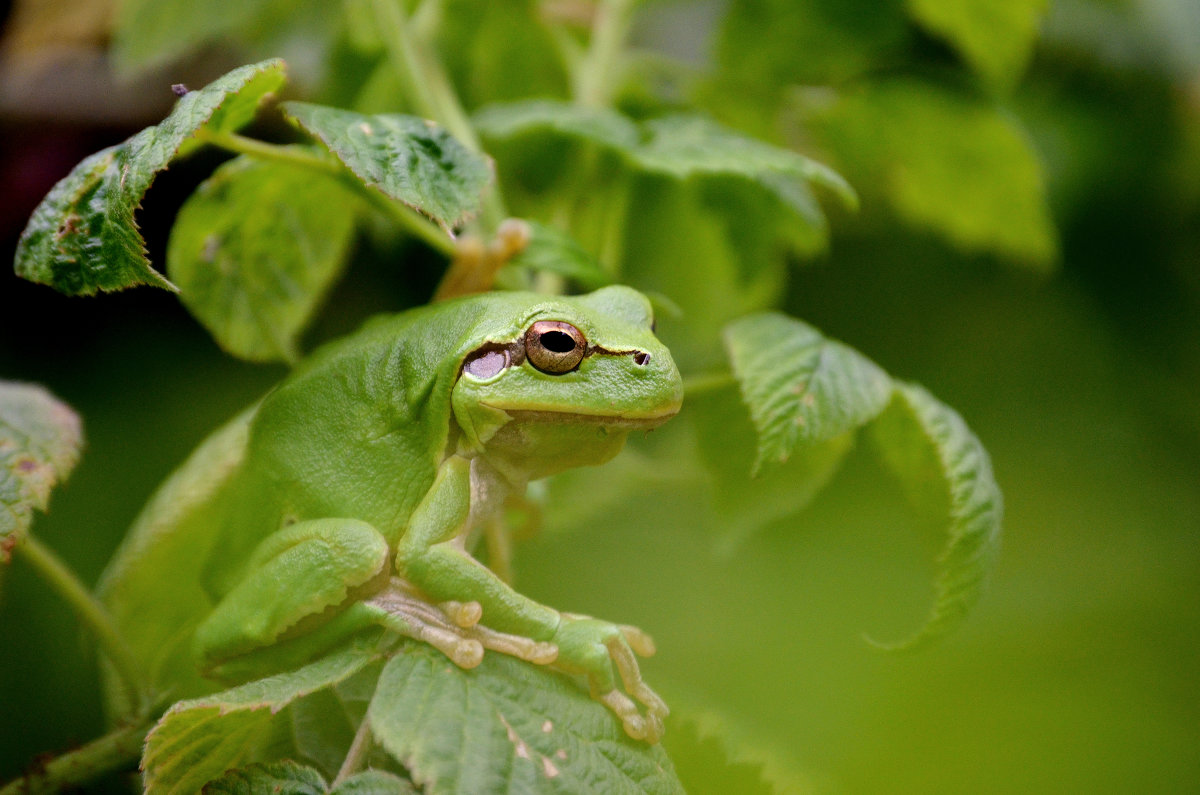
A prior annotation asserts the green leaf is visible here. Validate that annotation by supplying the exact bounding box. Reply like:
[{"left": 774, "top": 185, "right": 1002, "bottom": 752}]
[
  {"left": 14, "top": 59, "right": 287, "bottom": 295},
  {"left": 501, "top": 221, "right": 612, "bottom": 291},
  {"left": 331, "top": 770, "right": 419, "bottom": 795},
  {"left": 202, "top": 760, "right": 327, "bottom": 795},
  {"left": 167, "top": 153, "right": 361, "bottom": 363},
  {"left": 0, "top": 382, "right": 83, "bottom": 560},
  {"left": 632, "top": 115, "right": 857, "bottom": 212},
  {"left": 868, "top": 382, "right": 1003, "bottom": 649},
  {"left": 142, "top": 636, "right": 385, "bottom": 794},
  {"left": 724, "top": 313, "right": 893, "bottom": 474},
  {"left": 281, "top": 102, "right": 492, "bottom": 231},
  {"left": 367, "top": 643, "right": 683, "bottom": 795},
  {"left": 905, "top": 0, "right": 1048, "bottom": 90},
  {"left": 473, "top": 100, "right": 640, "bottom": 152},
  {"left": 814, "top": 79, "right": 1058, "bottom": 267},
  {"left": 111, "top": 0, "right": 276, "bottom": 75}
]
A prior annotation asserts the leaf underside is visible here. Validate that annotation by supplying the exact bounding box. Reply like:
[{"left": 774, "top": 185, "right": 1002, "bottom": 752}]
[
  {"left": 13, "top": 59, "right": 287, "bottom": 296},
  {"left": 0, "top": 381, "right": 83, "bottom": 558},
  {"left": 167, "top": 153, "right": 362, "bottom": 363}
]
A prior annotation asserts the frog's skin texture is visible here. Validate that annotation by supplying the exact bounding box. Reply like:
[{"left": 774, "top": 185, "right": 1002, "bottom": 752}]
[{"left": 97, "top": 286, "right": 682, "bottom": 742}]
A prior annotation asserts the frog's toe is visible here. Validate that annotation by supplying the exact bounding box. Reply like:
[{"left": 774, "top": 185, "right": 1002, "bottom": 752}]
[
  {"left": 618, "top": 624, "right": 656, "bottom": 657},
  {"left": 598, "top": 688, "right": 649, "bottom": 741},
  {"left": 441, "top": 600, "right": 482, "bottom": 628}
]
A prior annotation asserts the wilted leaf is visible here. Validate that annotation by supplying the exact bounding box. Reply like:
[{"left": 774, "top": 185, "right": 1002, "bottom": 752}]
[
  {"left": 281, "top": 102, "right": 491, "bottom": 230},
  {"left": 14, "top": 59, "right": 287, "bottom": 295},
  {"left": 905, "top": 0, "right": 1048, "bottom": 90},
  {"left": 814, "top": 79, "right": 1057, "bottom": 267},
  {"left": 167, "top": 153, "right": 361, "bottom": 363},
  {"left": 367, "top": 643, "right": 683, "bottom": 795},
  {"left": 0, "top": 382, "right": 83, "bottom": 560},
  {"left": 868, "top": 382, "right": 1003, "bottom": 649},
  {"left": 724, "top": 313, "right": 892, "bottom": 474},
  {"left": 142, "top": 636, "right": 385, "bottom": 794}
]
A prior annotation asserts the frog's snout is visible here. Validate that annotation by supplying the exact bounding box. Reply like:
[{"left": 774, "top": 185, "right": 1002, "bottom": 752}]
[{"left": 632, "top": 351, "right": 650, "bottom": 366}]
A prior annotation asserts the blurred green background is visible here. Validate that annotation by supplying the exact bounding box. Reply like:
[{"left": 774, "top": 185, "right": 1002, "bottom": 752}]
[{"left": 1, "top": 0, "right": 1198, "bottom": 792}]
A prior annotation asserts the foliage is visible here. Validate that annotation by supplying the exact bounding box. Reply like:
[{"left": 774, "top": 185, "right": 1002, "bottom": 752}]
[{"left": 0, "top": 0, "right": 1047, "bottom": 791}]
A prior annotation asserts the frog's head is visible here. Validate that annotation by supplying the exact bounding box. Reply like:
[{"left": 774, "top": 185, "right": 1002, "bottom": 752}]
[{"left": 450, "top": 285, "right": 683, "bottom": 481}]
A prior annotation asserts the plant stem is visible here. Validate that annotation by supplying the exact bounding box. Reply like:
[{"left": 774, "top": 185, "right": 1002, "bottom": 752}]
[
  {"left": 15, "top": 535, "right": 148, "bottom": 715},
  {"left": 333, "top": 718, "right": 374, "bottom": 785},
  {"left": 0, "top": 720, "right": 151, "bottom": 795},
  {"left": 575, "top": 0, "right": 637, "bottom": 108},
  {"left": 682, "top": 371, "right": 737, "bottom": 396},
  {"left": 198, "top": 129, "right": 457, "bottom": 257},
  {"left": 369, "top": 0, "right": 508, "bottom": 228}
]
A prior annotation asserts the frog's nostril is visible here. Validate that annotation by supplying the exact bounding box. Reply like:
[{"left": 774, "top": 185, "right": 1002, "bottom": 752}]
[{"left": 633, "top": 351, "right": 650, "bottom": 366}]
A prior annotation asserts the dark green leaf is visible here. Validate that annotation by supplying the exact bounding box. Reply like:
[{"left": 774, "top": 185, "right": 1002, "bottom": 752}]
[
  {"left": 868, "top": 382, "right": 1003, "bottom": 649},
  {"left": 367, "top": 643, "right": 683, "bottom": 795},
  {"left": 14, "top": 59, "right": 287, "bottom": 295},
  {"left": 0, "top": 382, "right": 83, "bottom": 560},
  {"left": 202, "top": 761, "right": 326, "bottom": 795},
  {"left": 167, "top": 153, "right": 361, "bottom": 363},
  {"left": 814, "top": 79, "right": 1057, "bottom": 266},
  {"left": 142, "top": 636, "right": 385, "bottom": 794},
  {"left": 906, "top": 0, "right": 1048, "bottom": 90},
  {"left": 281, "top": 102, "right": 491, "bottom": 230},
  {"left": 724, "top": 313, "right": 892, "bottom": 474},
  {"left": 501, "top": 221, "right": 612, "bottom": 290}
]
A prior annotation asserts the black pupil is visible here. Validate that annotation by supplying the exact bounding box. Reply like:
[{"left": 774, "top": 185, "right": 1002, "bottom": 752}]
[{"left": 540, "top": 331, "right": 576, "bottom": 353}]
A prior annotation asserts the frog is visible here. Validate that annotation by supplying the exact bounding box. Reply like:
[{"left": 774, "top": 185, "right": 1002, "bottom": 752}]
[{"left": 96, "top": 285, "right": 682, "bottom": 743}]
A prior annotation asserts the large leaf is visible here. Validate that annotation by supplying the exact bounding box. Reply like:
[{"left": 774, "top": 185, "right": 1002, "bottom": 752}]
[
  {"left": 724, "top": 313, "right": 893, "bottom": 474},
  {"left": 473, "top": 100, "right": 640, "bottom": 152},
  {"left": 14, "top": 59, "right": 287, "bottom": 295},
  {"left": 868, "top": 382, "right": 1003, "bottom": 649},
  {"left": 501, "top": 221, "right": 612, "bottom": 291},
  {"left": 367, "top": 643, "right": 683, "bottom": 795},
  {"left": 905, "top": 0, "right": 1048, "bottom": 90},
  {"left": 142, "top": 635, "right": 385, "bottom": 794},
  {"left": 281, "top": 102, "right": 492, "bottom": 231},
  {"left": 814, "top": 79, "right": 1057, "bottom": 267},
  {"left": 0, "top": 382, "right": 83, "bottom": 560},
  {"left": 167, "top": 154, "right": 362, "bottom": 363}
]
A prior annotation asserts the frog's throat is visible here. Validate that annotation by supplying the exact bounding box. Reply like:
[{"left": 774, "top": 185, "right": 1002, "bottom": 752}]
[{"left": 482, "top": 405, "right": 680, "bottom": 430}]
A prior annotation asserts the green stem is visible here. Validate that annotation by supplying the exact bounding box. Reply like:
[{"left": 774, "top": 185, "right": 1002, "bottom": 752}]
[
  {"left": 198, "top": 129, "right": 457, "bottom": 257},
  {"left": 369, "top": 0, "right": 508, "bottom": 227},
  {"left": 333, "top": 718, "right": 374, "bottom": 786},
  {"left": 683, "top": 371, "right": 737, "bottom": 396},
  {"left": 0, "top": 720, "right": 152, "bottom": 795},
  {"left": 575, "top": 0, "right": 637, "bottom": 108},
  {"left": 15, "top": 536, "right": 149, "bottom": 714}
]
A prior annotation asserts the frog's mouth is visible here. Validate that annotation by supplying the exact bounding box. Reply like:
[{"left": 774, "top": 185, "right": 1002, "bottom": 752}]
[{"left": 493, "top": 404, "right": 681, "bottom": 430}]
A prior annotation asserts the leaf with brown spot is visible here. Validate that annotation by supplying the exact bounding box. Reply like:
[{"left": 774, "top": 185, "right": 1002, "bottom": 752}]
[{"left": 0, "top": 381, "right": 83, "bottom": 560}]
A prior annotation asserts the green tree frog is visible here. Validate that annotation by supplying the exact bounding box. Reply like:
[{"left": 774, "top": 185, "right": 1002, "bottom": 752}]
[{"left": 98, "top": 286, "right": 682, "bottom": 742}]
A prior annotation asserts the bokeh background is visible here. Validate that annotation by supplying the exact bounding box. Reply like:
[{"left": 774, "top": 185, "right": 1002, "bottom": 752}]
[{"left": 1, "top": 1, "right": 1198, "bottom": 792}]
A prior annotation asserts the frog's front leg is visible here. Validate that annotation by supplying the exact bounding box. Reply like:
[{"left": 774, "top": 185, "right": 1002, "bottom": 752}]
[{"left": 396, "top": 455, "right": 668, "bottom": 742}]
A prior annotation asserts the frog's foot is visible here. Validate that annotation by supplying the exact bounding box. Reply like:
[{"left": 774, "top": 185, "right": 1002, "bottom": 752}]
[
  {"left": 552, "top": 616, "right": 668, "bottom": 743},
  {"left": 367, "top": 579, "right": 558, "bottom": 668}
]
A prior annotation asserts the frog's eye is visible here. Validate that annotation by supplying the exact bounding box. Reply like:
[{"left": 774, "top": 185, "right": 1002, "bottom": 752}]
[{"left": 525, "top": 320, "right": 586, "bottom": 374}]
